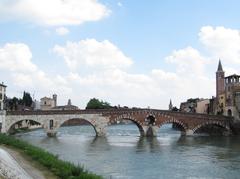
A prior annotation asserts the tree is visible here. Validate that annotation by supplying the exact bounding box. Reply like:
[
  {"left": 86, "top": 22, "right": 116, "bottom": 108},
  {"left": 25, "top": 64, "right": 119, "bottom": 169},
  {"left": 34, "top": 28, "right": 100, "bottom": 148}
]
[
  {"left": 171, "top": 106, "right": 179, "bottom": 112},
  {"left": 22, "top": 91, "right": 33, "bottom": 107},
  {"left": 7, "top": 97, "right": 19, "bottom": 111},
  {"left": 86, "top": 98, "right": 111, "bottom": 109},
  {"left": 6, "top": 91, "right": 33, "bottom": 111}
]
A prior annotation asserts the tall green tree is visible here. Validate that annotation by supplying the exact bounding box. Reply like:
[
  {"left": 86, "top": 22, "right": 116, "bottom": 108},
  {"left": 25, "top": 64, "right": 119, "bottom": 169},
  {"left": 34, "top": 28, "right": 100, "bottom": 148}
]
[{"left": 22, "top": 91, "right": 33, "bottom": 107}]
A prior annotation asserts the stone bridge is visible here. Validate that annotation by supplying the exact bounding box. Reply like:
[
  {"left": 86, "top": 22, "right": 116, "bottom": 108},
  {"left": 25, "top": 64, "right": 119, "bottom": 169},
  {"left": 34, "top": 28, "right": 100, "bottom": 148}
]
[{"left": 0, "top": 109, "right": 233, "bottom": 136}]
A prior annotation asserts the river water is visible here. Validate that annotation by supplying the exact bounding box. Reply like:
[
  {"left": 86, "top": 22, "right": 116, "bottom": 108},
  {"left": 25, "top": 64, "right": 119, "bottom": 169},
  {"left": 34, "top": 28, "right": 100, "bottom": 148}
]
[{"left": 16, "top": 124, "right": 240, "bottom": 179}]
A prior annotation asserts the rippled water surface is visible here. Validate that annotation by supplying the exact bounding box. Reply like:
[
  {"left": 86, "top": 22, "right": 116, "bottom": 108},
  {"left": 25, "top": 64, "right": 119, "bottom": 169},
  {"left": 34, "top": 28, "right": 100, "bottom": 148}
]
[{"left": 16, "top": 124, "right": 240, "bottom": 179}]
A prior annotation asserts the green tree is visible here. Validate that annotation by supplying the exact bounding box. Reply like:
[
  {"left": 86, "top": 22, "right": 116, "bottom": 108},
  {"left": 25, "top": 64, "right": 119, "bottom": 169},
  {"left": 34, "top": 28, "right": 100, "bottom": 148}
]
[
  {"left": 22, "top": 91, "right": 33, "bottom": 107},
  {"left": 8, "top": 97, "right": 19, "bottom": 111},
  {"left": 86, "top": 98, "right": 111, "bottom": 109}
]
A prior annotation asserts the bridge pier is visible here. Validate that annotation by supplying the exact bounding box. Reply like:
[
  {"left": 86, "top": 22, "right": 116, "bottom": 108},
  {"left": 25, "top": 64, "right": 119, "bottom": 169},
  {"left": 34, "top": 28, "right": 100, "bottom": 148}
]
[
  {"left": 143, "top": 126, "right": 159, "bottom": 137},
  {"left": 47, "top": 131, "right": 57, "bottom": 137},
  {"left": 95, "top": 127, "right": 107, "bottom": 137},
  {"left": 184, "top": 129, "right": 194, "bottom": 136}
]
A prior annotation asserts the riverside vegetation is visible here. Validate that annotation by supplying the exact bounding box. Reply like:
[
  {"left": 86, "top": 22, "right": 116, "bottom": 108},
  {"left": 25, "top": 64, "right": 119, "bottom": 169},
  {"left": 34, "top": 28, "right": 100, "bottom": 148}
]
[{"left": 0, "top": 134, "right": 102, "bottom": 179}]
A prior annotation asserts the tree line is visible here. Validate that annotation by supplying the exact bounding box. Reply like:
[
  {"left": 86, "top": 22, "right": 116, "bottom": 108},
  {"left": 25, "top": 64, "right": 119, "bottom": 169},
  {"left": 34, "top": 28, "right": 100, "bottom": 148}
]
[{"left": 6, "top": 91, "right": 33, "bottom": 111}]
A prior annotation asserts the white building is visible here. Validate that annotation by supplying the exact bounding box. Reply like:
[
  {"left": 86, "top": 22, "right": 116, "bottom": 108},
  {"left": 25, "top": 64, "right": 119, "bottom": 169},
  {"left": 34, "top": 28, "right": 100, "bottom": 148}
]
[
  {"left": 0, "top": 83, "right": 7, "bottom": 110},
  {"left": 0, "top": 82, "right": 6, "bottom": 132},
  {"left": 40, "top": 94, "right": 57, "bottom": 110}
]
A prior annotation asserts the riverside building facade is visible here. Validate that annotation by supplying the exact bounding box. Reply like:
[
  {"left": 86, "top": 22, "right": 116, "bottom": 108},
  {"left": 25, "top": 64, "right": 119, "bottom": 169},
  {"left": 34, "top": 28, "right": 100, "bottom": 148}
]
[
  {"left": 0, "top": 83, "right": 6, "bottom": 110},
  {"left": 216, "top": 61, "right": 240, "bottom": 119}
]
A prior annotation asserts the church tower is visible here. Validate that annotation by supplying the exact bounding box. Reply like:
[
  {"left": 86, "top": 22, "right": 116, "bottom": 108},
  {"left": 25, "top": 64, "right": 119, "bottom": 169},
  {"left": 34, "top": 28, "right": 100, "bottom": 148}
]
[
  {"left": 169, "top": 99, "right": 173, "bottom": 111},
  {"left": 216, "top": 60, "right": 225, "bottom": 99}
]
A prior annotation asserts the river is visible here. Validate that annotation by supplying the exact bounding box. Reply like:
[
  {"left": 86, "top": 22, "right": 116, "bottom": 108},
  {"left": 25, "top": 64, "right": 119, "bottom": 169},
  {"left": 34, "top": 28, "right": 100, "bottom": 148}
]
[{"left": 15, "top": 124, "right": 240, "bottom": 179}]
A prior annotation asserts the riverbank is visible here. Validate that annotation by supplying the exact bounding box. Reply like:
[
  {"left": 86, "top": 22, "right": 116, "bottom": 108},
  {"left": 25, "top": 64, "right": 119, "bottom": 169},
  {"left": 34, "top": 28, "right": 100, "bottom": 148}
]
[
  {"left": 0, "top": 145, "right": 56, "bottom": 179},
  {"left": 0, "top": 134, "right": 102, "bottom": 179}
]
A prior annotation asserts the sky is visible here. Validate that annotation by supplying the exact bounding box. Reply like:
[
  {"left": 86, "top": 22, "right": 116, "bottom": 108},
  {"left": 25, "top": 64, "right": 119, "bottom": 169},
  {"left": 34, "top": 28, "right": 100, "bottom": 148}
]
[{"left": 1, "top": 0, "right": 240, "bottom": 109}]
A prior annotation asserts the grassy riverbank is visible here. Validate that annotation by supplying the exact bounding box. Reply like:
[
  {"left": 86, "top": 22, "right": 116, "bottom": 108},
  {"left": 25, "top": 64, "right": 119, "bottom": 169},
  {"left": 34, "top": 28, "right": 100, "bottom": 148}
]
[{"left": 0, "top": 134, "right": 102, "bottom": 179}]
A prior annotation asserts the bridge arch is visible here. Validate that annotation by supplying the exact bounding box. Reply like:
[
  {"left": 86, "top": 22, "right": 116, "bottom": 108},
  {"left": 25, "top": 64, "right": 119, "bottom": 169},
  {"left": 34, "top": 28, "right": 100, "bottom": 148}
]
[
  {"left": 56, "top": 118, "right": 98, "bottom": 136},
  {"left": 192, "top": 121, "right": 230, "bottom": 134},
  {"left": 6, "top": 118, "right": 43, "bottom": 134},
  {"left": 158, "top": 118, "right": 187, "bottom": 132},
  {"left": 110, "top": 114, "right": 145, "bottom": 136}
]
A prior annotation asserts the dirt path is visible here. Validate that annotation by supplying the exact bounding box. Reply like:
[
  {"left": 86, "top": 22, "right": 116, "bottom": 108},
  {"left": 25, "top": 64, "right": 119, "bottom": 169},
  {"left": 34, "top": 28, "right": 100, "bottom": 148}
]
[{"left": 0, "top": 145, "right": 58, "bottom": 179}]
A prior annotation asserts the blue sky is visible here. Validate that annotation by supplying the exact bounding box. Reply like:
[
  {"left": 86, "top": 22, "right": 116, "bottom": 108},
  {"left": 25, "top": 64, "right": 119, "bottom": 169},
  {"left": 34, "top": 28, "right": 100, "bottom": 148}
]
[{"left": 1, "top": 0, "right": 240, "bottom": 109}]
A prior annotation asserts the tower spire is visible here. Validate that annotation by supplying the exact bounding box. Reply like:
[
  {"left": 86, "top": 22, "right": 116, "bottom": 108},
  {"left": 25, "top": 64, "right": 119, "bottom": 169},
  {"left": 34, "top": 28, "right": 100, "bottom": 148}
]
[
  {"left": 217, "top": 59, "right": 223, "bottom": 72},
  {"left": 169, "top": 99, "right": 173, "bottom": 111},
  {"left": 216, "top": 59, "right": 225, "bottom": 99}
]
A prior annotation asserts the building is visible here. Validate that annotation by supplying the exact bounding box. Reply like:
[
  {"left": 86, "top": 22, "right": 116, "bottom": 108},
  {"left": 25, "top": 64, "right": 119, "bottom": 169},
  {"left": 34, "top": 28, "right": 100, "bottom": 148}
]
[
  {"left": 196, "top": 99, "right": 210, "bottom": 114},
  {"left": 180, "top": 98, "right": 199, "bottom": 113},
  {"left": 51, "top": 99, "right": 79, "bottom": 111},
  {"left": 224, "top": 74, "right": 240, "bottom": 117},
  {"left": 0, "top": 83, "right": 7, "bottom": 110},
  {"left": 215, "top": 60, "right": 240, "bottom": 119},
  {"left": 0, "top": 82, "right": 6, "bottom": 132},
  {"left": 40, "top": 94, "right": 57, "bottom": 110},
  {"left": 40, "top": 95, "right": 78, "bottom": 111}
]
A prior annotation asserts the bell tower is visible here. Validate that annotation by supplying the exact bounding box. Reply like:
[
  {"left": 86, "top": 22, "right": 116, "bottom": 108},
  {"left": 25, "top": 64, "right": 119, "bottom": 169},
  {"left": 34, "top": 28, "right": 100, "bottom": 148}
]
[
  {"left": 216, "top": 60, "right": 225, "bottom": 99},
  {"left": 169, "top": 99, "right": 173, "bottom": 111}
]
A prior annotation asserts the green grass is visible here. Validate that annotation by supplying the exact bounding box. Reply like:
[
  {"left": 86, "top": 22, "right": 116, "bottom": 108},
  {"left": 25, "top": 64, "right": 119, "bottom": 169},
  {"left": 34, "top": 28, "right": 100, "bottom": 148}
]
[{"left": 0, "top": 134, "right": 102, "bottom": 179}]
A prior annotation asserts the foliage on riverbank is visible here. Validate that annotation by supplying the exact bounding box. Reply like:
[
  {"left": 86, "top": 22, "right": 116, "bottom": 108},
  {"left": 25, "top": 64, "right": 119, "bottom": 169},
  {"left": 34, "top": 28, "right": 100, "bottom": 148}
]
[{"left": 0, "top": 134, "right": 102, "bottom": 179}]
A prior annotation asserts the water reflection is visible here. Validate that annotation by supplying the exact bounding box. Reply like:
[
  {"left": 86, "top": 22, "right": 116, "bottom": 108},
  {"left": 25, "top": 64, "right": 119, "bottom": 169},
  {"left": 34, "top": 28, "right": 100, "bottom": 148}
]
[
  {"left": 136, "top": 137, "right": 161, "bottom": 153},
  {"left": 88, "top": 136, "right": 111, "bottom": 151},
  {"left": 40, "top": 136, "right": 60, "bottom": 144}
]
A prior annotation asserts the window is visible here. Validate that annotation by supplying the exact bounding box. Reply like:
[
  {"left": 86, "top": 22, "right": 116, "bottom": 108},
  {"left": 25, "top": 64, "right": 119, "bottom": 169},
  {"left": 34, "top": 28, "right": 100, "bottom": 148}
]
[{"left": 0, "top": 93, "right": 2, "bottom": 100}]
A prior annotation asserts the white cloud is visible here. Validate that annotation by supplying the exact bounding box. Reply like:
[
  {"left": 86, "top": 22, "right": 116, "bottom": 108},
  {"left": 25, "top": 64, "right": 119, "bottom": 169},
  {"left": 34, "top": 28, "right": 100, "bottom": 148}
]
[
  {"left": 11, "top": 73, "right": 33, "bottom": 87},
  {"left": 4, "top": 25, "right": 240, "bottom": 109},
  {"left": 0, "top": 43, "right": 72, "bottom": 101},
  {"left": 199, "top": 26, "right": 240, "bottom": 64},
  {"left": 53, "top": 39, "right": 133, "bottom": 71},
  {"left": 165, "top": 46, "right": 208, "bottom": 76},
  {"left": 0, "top": 0, "right": 110, "bottom": 26},
  {"left": 0, "top": 43, "right": 37, "bottom": 72},
  {"left": 56, "top": 27, "right": 69, "bottom": 36}
]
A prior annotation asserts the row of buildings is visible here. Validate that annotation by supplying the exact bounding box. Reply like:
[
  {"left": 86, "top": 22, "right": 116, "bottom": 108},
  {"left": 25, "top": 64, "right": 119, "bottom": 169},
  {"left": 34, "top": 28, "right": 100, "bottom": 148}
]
[{"left": 174, "top": 60, "right": 240, "bottom": 120}]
